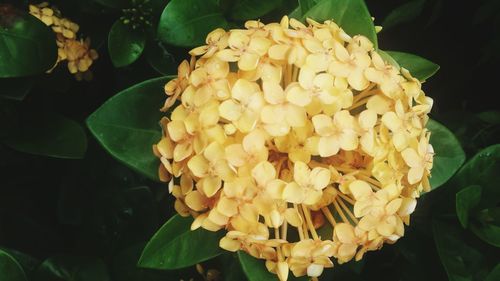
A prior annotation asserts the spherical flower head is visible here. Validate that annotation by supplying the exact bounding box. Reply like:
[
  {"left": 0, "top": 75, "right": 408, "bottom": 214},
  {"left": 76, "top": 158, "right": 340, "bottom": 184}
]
[{"left": 154, "top": 16, "right": 433, "bottom": 281}]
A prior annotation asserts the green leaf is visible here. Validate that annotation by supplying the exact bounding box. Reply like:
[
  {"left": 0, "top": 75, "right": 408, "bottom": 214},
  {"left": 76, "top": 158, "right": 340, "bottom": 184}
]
[
  {"left": 470, "top": 221, "right": 500, "bottom": 248},
  {"left": 485, "top": 264, "right": 500, "bottom": 281},
  {"left": 302, "top": 0, "right": 378, "bottom": 49},
  {"left": 453, "top": 144, "right": 500, "bottom": 209},
  {"left": 86, "top": 76, "right": 173, "bottom": 181},
  {"left": 138, "top": 215, "right": 224, "bottom": 269},
  {"left": 427, "top": 119, "right": 466, "bottom": 190},
  {"left": 0, "top": 77, "right": 35, "bottom": 101},
  {"left": 378, "top": 50, "right": 400, "bottom": 69},
  {"left": 34, "top": 256, "right": 110, "bottom": 281},
  {"left": 382, "top": 0, "right": 426, "bottom": 30},
  {"left": 108, "top": 20, "right": 146, "bottom": 67},
  {"left": 299, "top": 0, "right": 319, "bottom": 16},
  {"left": 385, "top": 51, "right": 439, "bottom": 81},
  {"left": 3, "top": 110, "right": 87, "bottom": 159},
  {"left": 157, "top": 0, "right": 229, "bottom": 47},
  {"left": 0, "top": 249, "right": 28, "bottom": 281},
  {"left": 145, "top": 40, "right": 177, "bottom": 75},
  {"left": 238, "top": 251, "right": 276, "bottom": 281},
  {"left": 0, "top": 10, "right": 57, "bottom": 77},
  {"left": 230, "top": 0, "right": 282, "bottom": 21},
  {"left": 433, "top": 220, "right": 486, "bottom": 281},
  {"left": 238, "top": 251, "right": 308, "bottom": 281},
  {"left": 455, "top": 185, "right": 482, "bottom": 228}
]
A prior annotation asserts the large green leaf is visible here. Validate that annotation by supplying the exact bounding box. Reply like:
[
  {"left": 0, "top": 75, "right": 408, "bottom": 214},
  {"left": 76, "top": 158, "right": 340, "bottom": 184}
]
[
  {"left": 455, "top": 185, "right": 482, "bottom": 228},
  {"left": 427, "top": 119, "right": 466, "bottom": 190},
  {"left": 230, "top": 0, "right": 282, "bottom": 21},
  {"left": 433, "top": 220, "right": 486, "bottom": 281},
  {"left": 453, "top": 144, "right": 500, "bottom": 209},
  {"left": 157, "top": 0, "right": 229, "bottom": 47},
  {"left": 385, "top": 51, "right": 439, "bottom": 81},
  {"left": 34, "top": 256, "right": 110, "bottom": 281},
  {"left": 86, "top": 76, "right": 172, "bottom": 181},
  {"left": 3, "top": 110, "right": 87, "bottom": 159},
  {"left": 108, "top": 20, "right": 146, "bottom": 67},
  {"left": 485, "top": 264, "right": 500, "bottom": 281},
  {"left": 138, "top": 215, "right": 224, "bottom": 269},
  {"left": 0, "top": 9, "right": 57, "bottom": 77},
  {"left": 0, "top": 249, "right": 28, "bottom": 281},
  {"left": 382, "top": 0, "right": 426, "bottom": 30},
  {"left": 302, "top": 0, "right": 378, "bottom": 49}
]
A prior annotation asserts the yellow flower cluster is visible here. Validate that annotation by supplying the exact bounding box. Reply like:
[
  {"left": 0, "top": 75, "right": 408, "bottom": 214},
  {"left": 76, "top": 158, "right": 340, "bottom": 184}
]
[
  {"left": 154, "top": 17, "right": 433, "bottom": 281},
  {"left": 29, "top": 2, "right": 98, "bottom": 80}
]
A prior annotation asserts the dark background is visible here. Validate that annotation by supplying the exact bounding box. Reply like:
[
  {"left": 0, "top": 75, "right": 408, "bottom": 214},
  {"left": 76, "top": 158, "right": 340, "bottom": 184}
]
[{"left": 0, "top": 0, "right": 499, "bottom": 280}]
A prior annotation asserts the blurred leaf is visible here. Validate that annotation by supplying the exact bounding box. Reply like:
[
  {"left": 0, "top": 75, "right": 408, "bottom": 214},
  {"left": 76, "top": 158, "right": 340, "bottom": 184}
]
[
  {"left": 485, "top": 263, "right": 500, "bottom": 281},
  {"left": 0, "top": 249, "right": 28, "bottom": 281},
  {"left": 145, "top": 40, "right": 177, "bottom": 75},
  {"left": 108, "top": 20, "right": 146, "bottom": 67},
  {"left": 230, "top": 0, "right": 282, "bottom": 21},
  {"left": 219, "top": 253, "right": 246, "bottom": 281},
  {"left": 87, "top": 76, "right": 173, "bottom": 181},
  {"left": 382, "top": 0, "right": 426, "bottom": 30},
  {"left": 385, "top": 51, "right": 439, "bottom": 81},
  {"left": 456, "top": 185, "right": 482, "bottom": 228},
  {"left": 476, "top": 110, "right": 500, "bottom": 125},
  {"left": 3, "top": 110, "right": 87, "bottom": 159},
  {"left": 34, "top": 256, "right": 110, "bottom": 281},
  {"left": 93, "top": 0, "right": 129, "bottom": 9},
  {"left": 453, "top": 144, "right": 500, "bottom": 209},
  {"left": 0, "top": 77, "right": 34, "bottom": 101},
  {"left": 469, "top": 207, "right": 500, "bottom": 248},
  {"left": 238, "top": 251, "right": 307, "bottom": 281},
  {"left": 302, "top": 0, "right": 378, "bottom": 49},
  {"left": 427, "top": 119, "right": 466, "bottom": 190},
  {"left": 0, "top": 8, "right": 57, "bottom": 77},
  {"left": 298, "top": 0, "right": 319, "bottom": 16},
  {"left": 138, "top": 215, "right": 224, "bottom": 270},
  {"left": 433, "top": 220, "right": 486, "bottom": 281},
  {"left": 157, "top": 0, "right": 228, "bottom": 47},
  {"left": 0, "top": 248, "right": 40, "bottom": 277}
]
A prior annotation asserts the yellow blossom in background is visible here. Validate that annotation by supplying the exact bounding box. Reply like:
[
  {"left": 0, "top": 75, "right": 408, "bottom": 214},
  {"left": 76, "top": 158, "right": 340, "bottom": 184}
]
[
  {"left": 29, "top": 2, "right": 98, "bottom": 80},
  {"left": 154, "top": 15, "right": 433, "bottom": 281}
]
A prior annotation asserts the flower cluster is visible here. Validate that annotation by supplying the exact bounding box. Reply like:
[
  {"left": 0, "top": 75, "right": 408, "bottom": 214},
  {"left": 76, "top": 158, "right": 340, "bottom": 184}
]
[
  {"left": 29, "top": 2, "right": 98, "bottom": 80},
  {"left": 154, "top": 17, "right": 433, "bottom": 281}
]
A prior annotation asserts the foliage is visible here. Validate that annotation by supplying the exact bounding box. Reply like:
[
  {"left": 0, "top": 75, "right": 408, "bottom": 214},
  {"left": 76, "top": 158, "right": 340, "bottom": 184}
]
[{"left": 0, "top": 0, "right": 498, "bottom": 281}]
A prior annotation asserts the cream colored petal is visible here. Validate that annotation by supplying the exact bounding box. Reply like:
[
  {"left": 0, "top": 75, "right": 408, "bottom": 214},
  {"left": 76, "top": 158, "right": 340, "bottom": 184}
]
[
  {"left": 202, "top": 176, "right": 222, "bottom": 197},
  {"left": 263, "top": 81, "right": 285, "bottom": 104},
  {"left": 359, "top": 109, "right": 377, "bottom": 129},
  {"left": 268, "top": 44, "right": 290, "bottom": 60},
  {"left": 328, "top": 61, "right": 351, "bottom": 77},
  {"left": 408, "top": 166, "right": 424, "bottom": 184},
  {"left": 306, "top": 53, "right": 329, "bottom": 72},
  {"left": 286, "top": 84, "right": 311, "bottom": 107},
  {"left": 349, "top": 180, "right": 373, "bottom": 200},
  {"left": 339, "top": 130, "right": 359, "bottom": 151},
  {"left": 298, "top": 66, "right": 315, "bottom": 89},
  {"left": 185, "top": 190, "right": 207, "bottom": 211},
  {"left": 219, "top": 236, "right": 240, "bottom": 252},
  {"left": 187, "top": 154, "right": 209, "bottom": 177},
  {"left": 283, "top": 182, "right": 305, "bottom": 203},
  {"left": 239, "top": 52, "right": 260, "bottom": 71},
  {"left": 252, "top": 161, "right": 276, "bottom": 187},
  {"left": 386, "top": 198, "right": 403, "bottom": 215},
  {"left": 218, "top": 196, "right": 239, "bottom": 217},
  {"left": 284, "top": 208, "right": 303, "bottom": 227},
  {"left": 318, "top": 136, "right": 340, "bottom": 157},
  {"left": 219, "top": 100, "right": 242, "bottom": 121},
  {"left": 334, "top": 223, "right": 356, "bottom": 244},
  {"left": 203, "top": 142, "right": 225, "bottom": 163},
  {"left": 401, "top": 148, "right": 421, "bottom": 168},
  {"left": 173, "top": 142, "right": 193, "bottom": 162},
  {"left": 348, "top": 69, "right": 370, "bottom": 91},
  {"left": 312, "top": 114, "right": 334, "bottom": 136},
  {"left": 310, "top": 167, "right": 331, "bottom": 190},
  {"left": 225, "top": 144, "right": 247, "bottom": 167},
  {"left": 217, "top": 49, "right": 239, "bottom": 62}
]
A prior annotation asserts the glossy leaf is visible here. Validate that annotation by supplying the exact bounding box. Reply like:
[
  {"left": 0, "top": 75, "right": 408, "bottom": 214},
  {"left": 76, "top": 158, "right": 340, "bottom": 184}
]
[
  {"left": 453, "top": 144, "right": 500, "bottom": 209},
  {"left": 302, "top": 0, "right": 378, "bottom": 49},
  {"left": 230, "top": 0, "right": 282, "bottom": 20},
  {"left": 433, "top": 220, "right": 486, "bottom": 281},
  {"left": 382, "top": 0, "right": 426, "bottom": 29},
  {"left": 34, "top": 256, "right": 110, "bottom": 281},
  {"left": 0, "top": 9, "right": 57, "bottom": 77},
  {"left": 238, "top": 251, "right": 308, "bottom": 281},
  {"left": 145, "top": 40, "right": 177, "bottom": 75},
  {"left": 138, "top": 215, "right": 224, "bottom": 269},
  {"left": 385, "top": 51, "right": 439, "bottom": 81},
  {"left": 455, "top": 185, "right": 482, "bottom": 228},
  {"left": 427, "top": 119, "right": 466, "bottom": 190},
  {"left": 298, "top": 0, "right": 319, "bottom": 16},
  {"left": 87, "top": 77, "right": 172, "bottom": 181},
  {"left": 3, "top": 110, "right": 87, "bottom": 159},
  {"left": 157, "top": 0, "right": 229, "bottom": 47},
  {"left": 108, "top": 20, "right": 146, "bottom": 67},
  {"left": 0, "top": 249, "right": 28, "bottom": 281}
]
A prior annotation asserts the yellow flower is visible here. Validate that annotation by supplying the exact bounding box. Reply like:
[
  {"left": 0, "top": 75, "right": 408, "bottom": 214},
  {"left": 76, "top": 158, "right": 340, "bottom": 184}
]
[{"left": 154, "top": 15, "right": 434, "bottom": 281}]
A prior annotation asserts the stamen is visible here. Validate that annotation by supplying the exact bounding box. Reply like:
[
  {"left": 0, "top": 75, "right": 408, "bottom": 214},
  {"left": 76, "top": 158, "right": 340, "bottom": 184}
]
[{"left": 302, "top": 205, "right": 319, "bottom": 240}]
